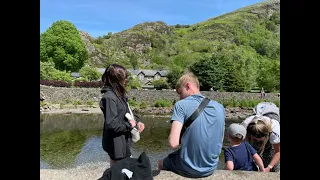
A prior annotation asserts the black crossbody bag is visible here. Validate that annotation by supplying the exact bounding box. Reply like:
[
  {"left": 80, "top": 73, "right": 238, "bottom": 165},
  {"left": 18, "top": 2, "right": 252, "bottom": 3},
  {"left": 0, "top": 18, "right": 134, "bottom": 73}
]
[{"left": 179, "top": 97, "right": 210, "bottom": 144}]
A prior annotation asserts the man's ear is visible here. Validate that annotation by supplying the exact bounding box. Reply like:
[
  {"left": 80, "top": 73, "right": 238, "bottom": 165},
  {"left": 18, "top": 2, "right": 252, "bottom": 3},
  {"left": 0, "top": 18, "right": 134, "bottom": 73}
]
[{"left": 185, "top": 82, "right": 191, "bottom": 89}]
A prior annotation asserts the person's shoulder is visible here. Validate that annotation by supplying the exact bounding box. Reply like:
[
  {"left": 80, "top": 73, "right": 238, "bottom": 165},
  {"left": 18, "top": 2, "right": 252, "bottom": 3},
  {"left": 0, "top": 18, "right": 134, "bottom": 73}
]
[
  {"left": 102, "top": 90, "right": 117, "bottom": 100},
  {"left": 270, "top": 118, "right": 280, "bottom": 126},
  {"left": 172, "top": 99, "right": 188, "bottom": 111},
  {"left": 177, "top": 95, "right": 199, "bottom": 105},
  {"left": 175, "top": 98, "right": 186, "bottom": 105},
  {"left": 209, "top": 99, "right": 224, "bottom": 108},
  {"left": 243, "top": 141, "right": 253, "bottom": 148},
  {"left": 224, "top": 146, "right": 232, "bottom": 153}
]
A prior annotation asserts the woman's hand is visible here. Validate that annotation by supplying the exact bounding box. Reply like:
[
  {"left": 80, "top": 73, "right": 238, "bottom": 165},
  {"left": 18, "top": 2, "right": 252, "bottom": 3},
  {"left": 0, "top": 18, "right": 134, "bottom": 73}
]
[
  {"left": 137, "top": 122, "right": 145, "bottom": 133},
  {"left": 264, "top": 166, "right": 271, "bottom": 172},
  {"left": 129, "top": 119, "right": 136, "bottom": 128}
]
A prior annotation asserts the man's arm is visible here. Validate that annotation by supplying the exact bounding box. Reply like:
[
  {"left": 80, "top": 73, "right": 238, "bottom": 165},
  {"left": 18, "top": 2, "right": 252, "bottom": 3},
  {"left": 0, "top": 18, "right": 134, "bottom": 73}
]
[{"left": 168, "top": 121, "right": 183, "bottom": 149}]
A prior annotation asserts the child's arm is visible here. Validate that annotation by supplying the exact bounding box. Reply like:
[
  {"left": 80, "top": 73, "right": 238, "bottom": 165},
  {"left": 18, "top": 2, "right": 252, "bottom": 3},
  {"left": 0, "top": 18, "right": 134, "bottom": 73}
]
[
  {"left": 224, "top": 161, "right": 234, "bottom": 170},
  {"left": 224, "top": 149, "right": 234, "bottom": 170},
  {"left": 253, "top": 153, "right": 265, "bottom": 172}
]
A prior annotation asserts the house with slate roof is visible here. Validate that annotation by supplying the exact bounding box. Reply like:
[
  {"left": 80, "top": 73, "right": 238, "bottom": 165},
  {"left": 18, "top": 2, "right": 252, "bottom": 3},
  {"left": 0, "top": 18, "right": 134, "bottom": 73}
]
[{"left": 72, "top": 68, "right": 169, "bottom": 86}]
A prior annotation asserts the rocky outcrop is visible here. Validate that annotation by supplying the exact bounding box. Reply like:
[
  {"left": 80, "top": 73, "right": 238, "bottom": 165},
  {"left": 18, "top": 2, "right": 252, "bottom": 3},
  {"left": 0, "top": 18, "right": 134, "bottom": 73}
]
[{"left": 79, "top": 31, "right": 106, "bottom": 67}]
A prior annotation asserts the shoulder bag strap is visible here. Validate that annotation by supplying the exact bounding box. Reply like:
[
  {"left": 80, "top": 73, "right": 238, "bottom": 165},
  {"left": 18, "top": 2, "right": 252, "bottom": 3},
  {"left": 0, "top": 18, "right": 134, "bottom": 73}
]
[
  {"left": 184, "top": 97, "right": 210, "bottom": 128},
  {"left": 180, "top": 97, "right": 210, "bottom": 143},
  {"left": 127, "top": 103, "right": 135, "bottom": 121}
]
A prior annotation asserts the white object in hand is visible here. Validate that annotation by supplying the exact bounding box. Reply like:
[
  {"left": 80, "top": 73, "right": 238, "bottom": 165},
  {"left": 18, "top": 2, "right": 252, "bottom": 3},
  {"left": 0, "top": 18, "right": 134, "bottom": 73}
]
[
  {"left": 125, "top": 113, "right": 133, "bottom": 120},
  {"left": 125, "top": 112, "right": 140, "bottom": 142}
]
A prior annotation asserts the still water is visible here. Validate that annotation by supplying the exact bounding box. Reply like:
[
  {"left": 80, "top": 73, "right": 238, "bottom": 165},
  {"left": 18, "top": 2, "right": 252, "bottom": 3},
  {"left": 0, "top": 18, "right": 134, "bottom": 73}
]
[{"left": 40, "top": 113, "right": 242, "bottom": 170}]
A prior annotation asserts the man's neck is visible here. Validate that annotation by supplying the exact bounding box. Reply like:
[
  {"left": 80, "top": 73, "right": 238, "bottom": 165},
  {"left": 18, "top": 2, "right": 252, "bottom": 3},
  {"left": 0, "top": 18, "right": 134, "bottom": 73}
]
[{"left": 189, "top": 88, "right": 200, "bottom": 95}]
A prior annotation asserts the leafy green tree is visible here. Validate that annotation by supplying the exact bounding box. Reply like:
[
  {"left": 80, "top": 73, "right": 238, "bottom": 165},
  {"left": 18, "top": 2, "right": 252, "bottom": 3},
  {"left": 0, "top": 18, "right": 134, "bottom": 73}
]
[
  {"left": 257, "top": 58, "right": 280, "bottom": 92},
  {"left": 190, "top": 54, "right": 226, "bottom": 91},
  {"left": 270, "top": 12, "right": 280, "bottom": 25},
  {"left": 127, "top": 74, "right": 142, "bottom": 90},
  {"left": 167, "top": 65, "right": 184, "bottom": 89},
  {"left": 40, "top": 20, "right": 88, "bottom": 72},
  {"left": 79, "top": 66, "right": 101, "bottom": 81},
  {"left": 190, "top": 44, "right": 259, "bottom": 91},
  {"left": 265, "top": 21, "right": 276, "bottom": 32},
  {"left": 215, "top": 45, "right": 259, "bottom": 92},
  {"left": 40, "top": 61, "right": 72, "bottom": 82}
]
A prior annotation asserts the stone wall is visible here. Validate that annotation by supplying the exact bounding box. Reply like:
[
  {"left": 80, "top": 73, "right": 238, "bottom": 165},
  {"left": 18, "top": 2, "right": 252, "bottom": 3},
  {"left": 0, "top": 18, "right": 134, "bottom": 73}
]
[
  {"left": 40, "top": 167, "right": 280, "bottom": 180},
  {"left": 40, "top": 85, "right": 279, "bottom": 105}
]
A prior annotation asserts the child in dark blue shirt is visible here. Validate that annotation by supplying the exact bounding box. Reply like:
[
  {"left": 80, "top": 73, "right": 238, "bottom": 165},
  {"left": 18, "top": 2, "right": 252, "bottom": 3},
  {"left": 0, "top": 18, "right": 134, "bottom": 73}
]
[{"left": 224, "top": 123, "right": 265, "bottom": 172}]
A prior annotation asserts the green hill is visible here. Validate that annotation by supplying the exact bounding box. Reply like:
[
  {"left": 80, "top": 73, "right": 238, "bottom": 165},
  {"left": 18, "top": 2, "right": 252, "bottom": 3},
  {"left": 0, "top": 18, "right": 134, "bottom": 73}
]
[
  {"left": 41, "top": 0, "right": 280, "bottom": 92},
  {"left": 81, "top": 0, "right": 279, "bottom": 71}
]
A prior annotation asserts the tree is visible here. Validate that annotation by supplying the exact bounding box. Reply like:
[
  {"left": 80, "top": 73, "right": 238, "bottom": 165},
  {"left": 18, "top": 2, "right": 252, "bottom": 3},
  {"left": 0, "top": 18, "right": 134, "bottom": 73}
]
[
  {"left": 40, "top": 20, "right": 88, "bottom": 72},
  {"left": 79, "top": 66, "right": 101, "bottom": 81},
  {"left": 190, "top": 54, "right": 226, "bottom": 91},
  {"left": 40, "top": 61, "right": 72, "bottom": 82},
  {"left": 257, "top": 59, "right": 280, "bottom": 92},
  {"left": 167, "top": 65, "right": 184, "bottom": 89},
  {"left": 126, "top": 73, "right": 142, "bottom": 90},
  {"left": 190, "top": 44, "right": 259, "bottom": 91}
]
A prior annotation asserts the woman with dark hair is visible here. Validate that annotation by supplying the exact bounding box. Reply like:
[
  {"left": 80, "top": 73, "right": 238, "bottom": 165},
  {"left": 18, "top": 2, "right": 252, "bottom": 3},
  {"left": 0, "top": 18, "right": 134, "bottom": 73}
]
[
  {"left": 241, "top": 115, "right": 280, "bottom": 172},
  {"left": 99, "top": 64, "right": 145, "bottom": 167}
]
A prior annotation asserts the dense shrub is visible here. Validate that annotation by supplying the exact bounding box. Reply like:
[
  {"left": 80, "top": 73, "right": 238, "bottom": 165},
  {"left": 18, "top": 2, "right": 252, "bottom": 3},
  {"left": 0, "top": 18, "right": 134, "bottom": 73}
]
[
  {"left": 74, "top": 81, "right": 103, "bottom": 88},
  {"left": 154, "top": 99, "right": 172, "bottom": 107},
  {"left": 40, "top": 80, "right": 72, "bottom": 87},
  {"left": 40, "top": 80, "right": 103, "bottom": 88}
]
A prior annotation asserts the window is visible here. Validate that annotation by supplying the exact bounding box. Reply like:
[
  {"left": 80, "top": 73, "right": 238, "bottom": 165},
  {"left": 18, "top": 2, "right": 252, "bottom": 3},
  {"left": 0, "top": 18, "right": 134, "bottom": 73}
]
[
  {"left": 139, "top": 74, "right": 144, "bottom": 80},
  {"left": 154, "top": 74, "right": 160, "bottom": 80}
]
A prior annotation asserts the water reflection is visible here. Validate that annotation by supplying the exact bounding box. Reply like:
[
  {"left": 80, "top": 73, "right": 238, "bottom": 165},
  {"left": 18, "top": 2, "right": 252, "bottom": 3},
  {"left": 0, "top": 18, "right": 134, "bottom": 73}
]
[
  {"left": 40, "top": 113, "right": 242, "bottom": 170},
  {"left": 40, "top": 160, "right": 51, "bottom": 169},
  {"left": 75, "top": 136, "right": 107, "bottom": 166}
]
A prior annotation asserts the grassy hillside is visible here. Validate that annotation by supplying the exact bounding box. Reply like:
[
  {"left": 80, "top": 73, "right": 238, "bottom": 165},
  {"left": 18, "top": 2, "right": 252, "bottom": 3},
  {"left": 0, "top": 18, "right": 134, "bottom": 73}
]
[
  {"left": 41, "top": 0, "right": 280, "bottom": 92},
  {"left": 81, "top": 0, "right": 280, "bottom": 71}
]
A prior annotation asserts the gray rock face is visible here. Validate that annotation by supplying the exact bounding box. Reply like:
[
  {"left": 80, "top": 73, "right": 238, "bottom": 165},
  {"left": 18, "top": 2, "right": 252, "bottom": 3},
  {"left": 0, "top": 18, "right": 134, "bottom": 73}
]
[{"left": 79, "top": 31, "right": 106, "bottom": 67}]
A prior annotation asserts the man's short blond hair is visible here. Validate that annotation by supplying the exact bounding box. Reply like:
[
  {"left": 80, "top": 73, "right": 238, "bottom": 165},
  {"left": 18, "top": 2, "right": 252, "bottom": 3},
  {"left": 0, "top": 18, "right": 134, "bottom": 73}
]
[{"left": 175, "top": 72, "right": 200, "bottom": 89}]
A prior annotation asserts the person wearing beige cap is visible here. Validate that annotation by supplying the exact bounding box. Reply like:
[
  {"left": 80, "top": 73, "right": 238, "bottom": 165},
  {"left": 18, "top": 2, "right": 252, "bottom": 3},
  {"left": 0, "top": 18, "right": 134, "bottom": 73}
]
[{"left": 224, "top": 123, "right": 265, "bottom": 172}]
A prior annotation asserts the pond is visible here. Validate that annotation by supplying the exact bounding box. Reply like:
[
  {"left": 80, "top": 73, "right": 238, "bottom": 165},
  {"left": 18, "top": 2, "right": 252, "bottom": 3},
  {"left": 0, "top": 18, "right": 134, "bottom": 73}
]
[{"left": 40, "top": 113, "right": 243, "bottom": 170}]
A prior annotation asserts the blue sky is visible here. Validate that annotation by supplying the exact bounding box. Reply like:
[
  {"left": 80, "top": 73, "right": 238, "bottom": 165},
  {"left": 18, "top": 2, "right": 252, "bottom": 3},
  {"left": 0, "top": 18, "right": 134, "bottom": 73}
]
[{"left": 40, "top": 0, "right": 265, "bottom": 38}]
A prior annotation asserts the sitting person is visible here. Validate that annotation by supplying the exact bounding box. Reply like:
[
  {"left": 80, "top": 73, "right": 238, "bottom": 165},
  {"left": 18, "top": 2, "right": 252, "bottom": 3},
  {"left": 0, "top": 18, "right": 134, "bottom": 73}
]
[
  {"left": 224, "top": 123, "right": 265, "bottom": 172},
  {"left": 157, "top": 72, "right": 225, "bottom": 178}
]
